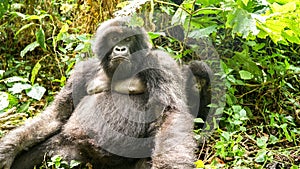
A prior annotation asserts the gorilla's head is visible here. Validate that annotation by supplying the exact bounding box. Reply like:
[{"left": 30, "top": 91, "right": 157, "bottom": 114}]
[{"left": 92, "top": 17, "right": 152, "bottom": 79}]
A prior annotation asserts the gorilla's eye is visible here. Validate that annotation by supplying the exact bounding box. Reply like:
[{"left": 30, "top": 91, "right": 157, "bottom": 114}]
[
  {"left": 124, "top": 37, "right": 131, "bottom": 42},
  {"left": 112, "top": 37, "right": 119, "bottom": 42}
]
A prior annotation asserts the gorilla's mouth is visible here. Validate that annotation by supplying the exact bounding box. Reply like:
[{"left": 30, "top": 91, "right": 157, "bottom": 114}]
[{"left": 111, "top": 55, "right": 130, "bottom": 63}]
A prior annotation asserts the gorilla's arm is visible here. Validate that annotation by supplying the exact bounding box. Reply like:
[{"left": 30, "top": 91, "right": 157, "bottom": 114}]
[
  {"left": 152, "top": 110, "right": 195, "bottom": 169},
  {"left": 144, "top": 51, "right": 195, "bottom": 168},
  {"left": 0, "top": 73, "right": 74, "bottom": 169}
]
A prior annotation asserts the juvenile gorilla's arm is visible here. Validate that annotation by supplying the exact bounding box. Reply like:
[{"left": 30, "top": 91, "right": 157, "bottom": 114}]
[{"left": 0, "top": 75, "right": 74, "bottom": 169}]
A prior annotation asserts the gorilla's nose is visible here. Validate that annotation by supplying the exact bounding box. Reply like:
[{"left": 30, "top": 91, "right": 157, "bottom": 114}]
[{"left": 113, "top": 45, "right": 129, "bottom": 56}]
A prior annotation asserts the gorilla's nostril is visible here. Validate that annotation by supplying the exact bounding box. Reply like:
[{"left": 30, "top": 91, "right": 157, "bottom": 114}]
[{"left": 113, "top": 46, "right": 128, "bottom": 55}]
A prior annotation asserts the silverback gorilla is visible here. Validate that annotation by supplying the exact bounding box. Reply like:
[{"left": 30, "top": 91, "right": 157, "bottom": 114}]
[{"left": 0, "top": 17, "right": 198, "bottom": 169}]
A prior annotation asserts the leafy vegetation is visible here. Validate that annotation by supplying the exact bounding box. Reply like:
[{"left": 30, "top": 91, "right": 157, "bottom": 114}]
[{"left": 0, "top": 0, "right": 299, "bottom": 168}]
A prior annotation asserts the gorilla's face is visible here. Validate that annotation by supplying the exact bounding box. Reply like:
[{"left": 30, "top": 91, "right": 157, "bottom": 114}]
[
  {"left": 92, "top": 18, "right": 152, "bottom": 79},
  {"left": 106, "top": 34, "right": 137, "bottom": 75}
]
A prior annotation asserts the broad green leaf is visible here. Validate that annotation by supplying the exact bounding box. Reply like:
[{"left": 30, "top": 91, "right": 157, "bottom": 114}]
[
  {"left": 255, "top": 149, "right": 267, "bottom": 163},
  {"left": 0, "top": 92, "right": 9, "bottom": 111},
  {"left": 31, "top": 62, "right": 41, "bottom": 85},
  {"left": 226, "top": 8, "right": 259, "bottom": 38},
  {"left": 194, "top": 118, "right": 204, "bottom": 123},
  {"left": 282, "top": 30, "right": 300, "bottom": 44},
  {"left": 70, "top": 160, "right": 81, "bottom": 168},
  {"left": 4, "top": 76, "right": 28, "bottom": 83},
  {"left": 74, "top": 43, "right": 85, "bottom": 52},
  {"left": 270, "top": 2, "right": 296, "bottom": 13},
  {"left": 26, "top": 85, "right": 46, "bottom": 100},
  {"left": 232, "top": 49, "right": 262, "bottom": 77},
  {"left": 269, "top": 134, "right": 278, "bottom": 144},
  {"left": 256, "top": 136, "right": 268, "bottom": 148},
  {"left": 8, "top": 83, "right": 31, "bottom": 94},
  {"left": 239, "top": 109, "right": 247, "bottom": 118},
  {"left": 77, "top": 34, "right": 90, "bottom": 42},
  {"left": 232, "top": 105, "right": 242, "bottom": 113},
  {"left": 221, "top": 131, "right": 230, "bottom": 141},
  {"left": 56, "top": 23, "right": 69, "bottom": 41},
  {"left": 18, "top": 102, "right": 31, "bottom": 113},
  {"left": 188, "top": 25, "right": 217, "bottom": 38},
  {"left": 239, "top": 70, "right": 253, "bottom": 80},
  {"left": 20, "top": 41, "right": 40, "bottom": 57},
  {"left": 172, "top": 8, "right": 188, "bottom": 25},
  {"left": 36, "top": 27, "right": 46, "bottom": 50},
  {"left": 148, "top": 32, "right": 165, "bottom": 40}
]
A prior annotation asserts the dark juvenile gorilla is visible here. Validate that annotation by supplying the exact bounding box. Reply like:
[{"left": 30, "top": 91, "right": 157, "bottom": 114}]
[{"left": 0, "top": 17, "right": 195, "bottom": 169}]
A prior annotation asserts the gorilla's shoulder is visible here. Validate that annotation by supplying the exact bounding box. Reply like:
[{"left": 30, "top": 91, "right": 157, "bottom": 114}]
[
  {"left": 73, "top": 58, "right": 100, "bottom": 74},
  {"left": 150, "top": 49, "right": 180, "bottom": 70}
]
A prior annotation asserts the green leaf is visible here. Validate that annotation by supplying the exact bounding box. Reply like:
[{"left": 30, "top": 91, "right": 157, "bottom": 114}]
[
  {"left": 70, "top": 160, "right": 81, "bottom": 168},
  {"left": 255, "top": 149, "right": 267, "bottom": 163},
  {"left": 26, "top": 84, "right": 46, "bottom": 100},
  {"left": 4, "top": 76, "right": 28, "bottom": 83},
  {"left": 282, "top": 30, "right": 300, "bottom": 44},
  {"left": 242, "top": 0, "right": 249, "bottom": 6},
  {"left": 20, "top": 41, "right": 40, "bottom": 57},
  {"left": 148, "top": 32, "right": 164, "bottom": 40},
  {"left": 194, "top": 160, "right": 204, "bottom": 168},
  {"left": 18, "top": 101, "right": 31, "bottom": 113},
  {"left": 269, "top": 134, "right": 278, "bottom": 144},
  {"left": 15, "top": 23, "right": 35, "bottom": 37},
  {"left": 8, "top": 83, "right": 31, "bottom": 94},
  {"left": 0, "top": 92, "right": 9, "bottom": 111},
  {"left": 221, "top": 131, "right": 230, "bottom": 141},
  {"left": 0, "top": 70, "right": 4, "bottom": 79},
  {"left": 280, "top": 123, "right": 292, "bottom": 142},
  {"left": 172, "top": 7, "right": 188, "bottom": 25},
  {"left": 25, "top": 15, "right": 41, "bottom": 20},
  {"left": 188, "top": 25, "right": 217, "bottom": 38},
  {"left": 194, "top": 118, "right": 204, "bottom": 123},
  {"left": 31, "top": 62, "right": 41, "bottom": 85},
  {"left": 232, "top": 49, "right": 262, "bottom": 77},
  {"left": 270, "top": 2, "right": 296, "bottom": 13},
  {"left": 74, "top": 43, "right": 85, "bottom": 52},
  {"left": 226, "top": 8, "right": 259, "bottom": 38},
  {"left": 10, "top": 11, "right": 26, "bottom": 19},
  {"left": 0, "top": 0, "right": 9, "bottom": 19},
  {"left": 36, "top": 27, "right": 46, "bottom": 50},
  {"left": 239, "top": 70, "right": 253, "bottom": 80},
  {"left": 256, "top": 136, "right": 268, "bottom": 148},
  {"left": 56, "top": 23, "right": 69, "bottom": 41}
]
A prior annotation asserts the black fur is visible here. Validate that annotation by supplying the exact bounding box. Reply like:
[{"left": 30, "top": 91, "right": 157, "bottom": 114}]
[{"left": 0, "top": 17, "right": 196, "bottom": 169}]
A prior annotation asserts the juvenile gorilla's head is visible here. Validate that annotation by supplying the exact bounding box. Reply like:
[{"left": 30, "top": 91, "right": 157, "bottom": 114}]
[{"left": 92, "top": 17, "right": 152, "bottom": 79}]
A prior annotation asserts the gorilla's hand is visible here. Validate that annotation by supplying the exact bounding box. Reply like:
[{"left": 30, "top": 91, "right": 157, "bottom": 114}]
[
  {"left": 87, "top": 69, "right": 110, "bottom": 94},
  {"left": 87, "top": 69, "right": 146, "bottom": 95},
  {"left": 113, "top": 76, "right": 146, "bottom": 94},
  {"left": 0, "top": 144, "right": 15, "bottom": 169}
]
